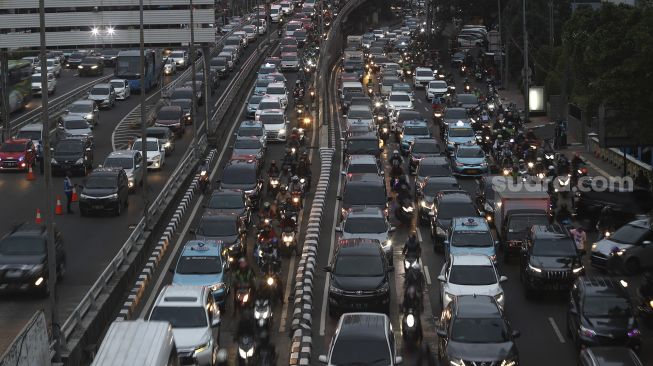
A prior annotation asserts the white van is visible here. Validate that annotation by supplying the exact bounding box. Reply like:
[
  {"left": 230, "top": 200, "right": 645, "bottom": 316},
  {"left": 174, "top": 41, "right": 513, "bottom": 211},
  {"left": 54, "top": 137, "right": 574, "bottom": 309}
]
[
  {"left": 341, "top": 81, "right": 364, "bottom": 100},
  {"left": 270, "top": 5, "right": 283, "bottom": 23},
  {"left": 91, "top": 320, "right": 178, "bottom": 366}
]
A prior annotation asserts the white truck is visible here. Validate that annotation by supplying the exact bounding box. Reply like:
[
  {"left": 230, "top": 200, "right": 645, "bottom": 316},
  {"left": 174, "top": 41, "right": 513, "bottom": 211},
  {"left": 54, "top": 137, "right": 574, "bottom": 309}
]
[{"left": 346, "top": 35, "right": 363, "bottom": 49}]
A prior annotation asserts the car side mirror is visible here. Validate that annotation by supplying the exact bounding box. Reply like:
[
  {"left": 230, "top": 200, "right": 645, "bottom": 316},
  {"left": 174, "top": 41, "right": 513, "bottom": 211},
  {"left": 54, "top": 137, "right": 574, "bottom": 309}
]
[
  {"left": 395, "top": 356, "right": 403, "bottom": 364},
  {"left": 335, "top": 226, "right": 343, "bottom": 232},
  {"left": 437, "top": 274, "right": 446, "bottom": 282},
  {"left": 336, "top": 195, "right": 342, "bottom": 200},
  {"left": 323, "top": 266, "right": 331, "bottom": 272},
  {"left": 86, "top": 148, "right": 91, "bottom": 152},
  {"left": 318, "top": 355, "right": 328, "bottom": 363},
  {"left": 211, "top": 318, "right": 221, "bottom": 327},
  {"left": 499, "top": 275, "right": 508, "bottom": 283},
  {"left": 389, "top": 226, "right": 396, "bottom": 232},
  {"left": 511, "top": 330, "right": 521, "bottom": 338}
]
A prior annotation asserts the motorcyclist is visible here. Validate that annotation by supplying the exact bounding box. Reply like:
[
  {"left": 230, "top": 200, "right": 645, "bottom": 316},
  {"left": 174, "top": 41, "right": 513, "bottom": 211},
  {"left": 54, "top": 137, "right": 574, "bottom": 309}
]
[
  {"left": 259, "top": 254, "right": 284, "bottom": 304},
  {"left": 268, "top": 160, "right": 280, "bottom": 178},
  {"left": 296, "top": 153, "right": 311, "bottom": 186},
  {"left": 290, "top": 128, "right": 301, "bottom": 144},
  {"left": 258, "top": 202, "right": 275, "bottom": 227},
  {"left": 402, "top": 284, "right": 423, "bottom": 313},
  {"left": 198, "top": 161, "right": 210, "bottom": 192},
  {"left": 390, "top": 150, "right": 403, "bottom": 168},
  {"left": 596, "top": 205, "right": 615, "bottom": 237},
  {"left": 280, "top": 213, "right": 296, "bottom": 232},
  {"left": 557, "top": 154, "right": 570, "bottom": 176},
  {"left": 288, "top": 175, "right": 303, "bottom": 195},
  {"left": 282, "top": 148, "right": 296, "bottom": 174},
  {"left": 258, "top": 222, "right": 278, "bottom": 243},
  {"left": 571, "top": 152, "right": 583, "bottom": 172},
  {"left": 402, "top": 232, "right": 421, "bottom": 259},
  {"left": 233, "top": 258, "right": 256, "bottom": 310},
  {"left": 275, "top": 185, "right": 292, "bottom": 212},
  {"left": 525, "top": 128, "right": 537, "bottom": 142}
]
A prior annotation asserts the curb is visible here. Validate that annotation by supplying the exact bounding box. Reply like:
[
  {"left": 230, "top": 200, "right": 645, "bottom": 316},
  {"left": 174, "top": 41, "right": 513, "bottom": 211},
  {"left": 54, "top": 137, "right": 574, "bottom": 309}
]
[
  {"left": 115, "top": 149, "right": 218, "bottom": 321},
  {"left": 289, "top": 148, "right": 334, "bottom": 365}
]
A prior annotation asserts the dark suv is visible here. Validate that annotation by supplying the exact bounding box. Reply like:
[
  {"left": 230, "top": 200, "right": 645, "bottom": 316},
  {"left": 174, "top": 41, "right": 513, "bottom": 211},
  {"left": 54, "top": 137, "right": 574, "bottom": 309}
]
[
  {"left": 78, "top": 168, "right": 129, "bottom": 216},
  {"left": 519, "top": 225, "right": 584, "bottom": 294},
  {"left": 430, "top": 191, "right": 478, "bottom": 249},
  {"left": 0, "top": 223, "right": 66, "bottom": 296},
  {"left": 436, "top": 295, "right": 520, "bottom": 366},
  {"left": 217, "top": 159, "right": 262, "bottom": 207},
  {"left": 325, "top": 239, "right": 392, "bottom": 316},
  {"left": 339, "top": 173, "right": 388, "bottom": 220},
  {"left": 51, "top": 138, "right": 94, "bottom": 176},
  {"left": 578, "top": 347, "right": 643, "bottom": 366},
  {"left": 567, "top": 277, "right": 641, "bottom": 350}
]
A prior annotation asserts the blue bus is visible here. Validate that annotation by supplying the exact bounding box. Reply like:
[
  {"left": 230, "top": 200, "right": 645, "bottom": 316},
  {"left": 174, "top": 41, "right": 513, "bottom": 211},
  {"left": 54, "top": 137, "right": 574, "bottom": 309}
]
[{"left": 115, "top": 49, "right": 163, "bottom": 93}]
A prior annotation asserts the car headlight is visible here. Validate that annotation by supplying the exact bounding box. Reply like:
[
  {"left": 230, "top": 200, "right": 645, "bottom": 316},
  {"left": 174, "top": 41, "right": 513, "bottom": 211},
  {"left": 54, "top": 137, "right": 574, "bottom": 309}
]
[
  {"left": 495, "top": 292, "right": 504, "bottom": 304},
  {"left": 406, "top": 313, "right": 415, "bottom": 327},
  {"left": 194, "top": 340, "right": 211, "bottom": 354},
  {"left": 450, "top": 360, "right": 465, "bottom": 366},
  {"left": 84, "top": 113, "right": 94, "bottom": 120},
  {"left": 210, "top": 282, "right": 226, "bottom": 292},
  {"left": 163, "top": 142, "right": 171, "bottom": 148},
  {"left": 528, "top": 263, "right": 542, "bottom": 273},
  {"left": 572, "top": 265, "right": 584, "bottom": 274},
  {"left": 278, "top": 128, "right": 286, "bottom": 135},
  {"left": 329, "top": 283, "right": 344, "bottom": 295},
  {"left": 420, "top": 200, "right": 433, "bottom": 209},
  {"left": 500, "top": 361, "right": 517, "bottom": 366},
  {"left": 580, "top": 324, "right": 596, "bottom": 337},
  {"left": 78, "top": 65, "right": 83, "bottom": 69}
]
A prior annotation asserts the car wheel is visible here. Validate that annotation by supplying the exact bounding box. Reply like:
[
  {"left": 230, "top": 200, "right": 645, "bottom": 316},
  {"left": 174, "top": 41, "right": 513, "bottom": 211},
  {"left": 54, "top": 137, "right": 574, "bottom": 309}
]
[
  {"left": 115, "top": 202, "right": 122, "bottom": 216},
  {"left": 625, "top": 257, "right": 641, "bottom": 275}
]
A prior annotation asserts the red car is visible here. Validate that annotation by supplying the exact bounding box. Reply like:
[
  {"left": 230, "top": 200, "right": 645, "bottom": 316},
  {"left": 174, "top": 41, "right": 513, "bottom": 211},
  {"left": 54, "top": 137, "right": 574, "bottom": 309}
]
[{"left": 0, "top": 139, "right": 36, "bottom": 171}]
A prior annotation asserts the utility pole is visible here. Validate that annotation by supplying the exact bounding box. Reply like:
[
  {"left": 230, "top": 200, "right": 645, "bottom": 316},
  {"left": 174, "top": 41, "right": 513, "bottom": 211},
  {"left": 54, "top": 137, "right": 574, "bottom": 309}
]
[
  {"left": 522, "top": 0, "right": 529, "bottom": 123},
  {"left": 497, "top": 0, "right": 503, "bottom": 87},
  {"left": 38, "top": 0, "right": 61, "bottom": 361},
  {"left": 549, "top": 0, "right": 554, "bottom": 46},
  {"left": 190, "top": 0, "right": 199, "bottom": 144},
  {"left": 203, "top": 44, "right": 210, "bottom": 137},
  {"left": 139, "top": 0, "right": 150, "bottom": 227},
  {"left": 1, "top": 49, "right": 8, "bottom": 142}
]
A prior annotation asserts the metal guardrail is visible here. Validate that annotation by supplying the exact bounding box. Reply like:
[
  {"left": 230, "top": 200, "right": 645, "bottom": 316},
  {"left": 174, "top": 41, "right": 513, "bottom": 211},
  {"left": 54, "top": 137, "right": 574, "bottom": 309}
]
[{"left": 587, "top": 134, "right": 653, "bottom": 181}]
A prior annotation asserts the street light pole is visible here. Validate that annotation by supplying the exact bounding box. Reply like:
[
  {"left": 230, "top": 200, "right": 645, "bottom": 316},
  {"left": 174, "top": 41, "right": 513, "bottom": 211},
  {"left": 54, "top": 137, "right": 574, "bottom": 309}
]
[
  {"left": 38, "top": 0, "right": 61, "bottom": 361},
  {"left": 139, "top": 0, "right": 150, "bottom": 227},
  {"left": 1, "top": 49, "right": 8, "bottom": 142},
  {"left": 497, "top": 0, "right": 504, "bottom": 86},
  {"left": 522, "top": 0, "right": 529, "bottom": 123},
  {"left": 190, "top": 0, "right": 199, "bottom": 144}
]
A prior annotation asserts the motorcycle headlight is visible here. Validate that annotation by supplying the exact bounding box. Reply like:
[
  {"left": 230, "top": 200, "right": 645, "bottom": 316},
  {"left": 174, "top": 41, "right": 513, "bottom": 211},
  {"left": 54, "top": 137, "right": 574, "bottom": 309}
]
[
  {"left": 450, "top": 360, "right": 465, "bottom": 366},
  {"left": 572, "top": 265, "right": 584, "bottom": 274},
  {"left": 254, "top": 308, "right": 270, "bottom": 319},
  {"left": 402, "top": 205, "right": 414, "bottom": 213},
  {"left": 649, "top": 300, "right": 653, "bottom": 309},
  {"left": 238, "top": 347, "right": 254, "bottom": 358},
  {"left": 406, "top": 313, "right": 415, "bottom": 327},
  {"left": 375, "top": 102, "right": 381, "bottom": 108},
  {"left": 420, "top": 200, "right": 433, "bottom": 209},
  {"left": 527, "top": 162, "right": 534, "bottom": 168},
  {"left": 266, "top": 277, "right": 274, "bottom": 286},
  {"left": 500, "top": 361, "right": 517, "bottom": 366}
]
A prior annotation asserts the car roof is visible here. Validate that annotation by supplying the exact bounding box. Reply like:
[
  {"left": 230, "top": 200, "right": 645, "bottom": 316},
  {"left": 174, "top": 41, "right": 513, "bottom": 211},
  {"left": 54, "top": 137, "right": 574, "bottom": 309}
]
[
  {"left": 159, "top": 105, "right": 182, "bottom": 112},
  {"left": 19, "top": 124, "right": 42, "bottom": 132},
  {"left": 452, "top": 217, "right": 490, "bottom": 232},
  {"left": 404, "top": 120, "right": 428, "bottom": 127},
  {"left": 577, "top": 276, "right": 629, "bottom": 297},
  {"left": 583, "top": 347, "right": 642, "bottom": 366},
  {"left": 336, "top": 313, "right": 389, "bottom": 341},
  {"left": 71, "top": 100, "right": 95, "bottom": 106},
  {"left": 226, "top": 159, "right": 257, "bottom": 168},
  {"left": 8, "top": 222, "right": 45, "bottom": 236},
  {"left": 347, "top": 173, "right": 384, "bottom": 184},
  {"left": 239, "top": 120, "right": 263, "bottom": 127},
  {"left": 181, "top": 240, "right": 223, "bottom": 256},
  {"left": 92, "top": 83, "right": 111, "bottom": 89},
  {"left": 336, "top": 240, "right": 383, "bottom": 256},
  {"left": 424, "top": 175, "right": 457, "bottom": 184},
  {"left": 420, "top": 156, "right": 449, "bottom": 165},
  {"left": 89, "top": 167, "right": 123, "bottom": 177},
  {"left": 451, "top": 254, "right": 494, "bottom": 266},
  {"left": 438, "top": 192, "right": 473, "bottom": 203},
  {"left": 108, "top": 149, "right": 139, "bottom": 158},
  {"left": 347, "top": 206, "right": 385, "bottom": 218},
  {"left": 413, "top": 138, "right": 437, "bottom": 145},
  {"left": 348, "top": 155, "right": 377, "bottom": 164},
  {"left": 155, "top": 285, "right": 206, "bottom": 308},
  {"left": 454, "top": 295, "right": 501, "bottom": 317}
]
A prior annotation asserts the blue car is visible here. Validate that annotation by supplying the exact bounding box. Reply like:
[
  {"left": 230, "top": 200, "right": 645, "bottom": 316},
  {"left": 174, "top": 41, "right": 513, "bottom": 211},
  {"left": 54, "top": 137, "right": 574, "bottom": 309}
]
[
  {"left": 445, "top": 217, "right": 497, "bottom": 263},
  {"left": 444, "top": 121, "right": 476, "bottom": 153},
  {"left": 451, "top": 143, "right": 488, "bottom": 176},
  {"left": 400, "top": 120, "right": 430, "bottom": 154},
  {"left": 172, "top": 240, "right": 230, "bottom": 308}
]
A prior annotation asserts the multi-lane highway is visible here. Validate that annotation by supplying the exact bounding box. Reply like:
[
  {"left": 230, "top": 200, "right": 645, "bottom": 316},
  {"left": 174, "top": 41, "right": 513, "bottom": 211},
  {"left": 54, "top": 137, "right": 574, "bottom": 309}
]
[{"left": 0, "top": 26, "right": 270, "bottom": 354}]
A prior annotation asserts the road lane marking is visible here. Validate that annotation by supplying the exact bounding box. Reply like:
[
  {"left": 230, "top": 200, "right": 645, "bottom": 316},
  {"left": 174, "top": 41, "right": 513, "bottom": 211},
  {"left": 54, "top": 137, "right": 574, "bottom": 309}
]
[
  {"left": 423, "top": 265, "right": 432, "bottom": 285},
  {"left": 424, "top": 106, "right": 429, "bottom": 112},
  {"left": 548, "top": 317, "right": 566, "bottom": 343},
  {"left": 278, "top": 233, "right": 298, "bottom": 333},
  {"left": 581, "top": 155, "right": 611, "bottom": 178}
]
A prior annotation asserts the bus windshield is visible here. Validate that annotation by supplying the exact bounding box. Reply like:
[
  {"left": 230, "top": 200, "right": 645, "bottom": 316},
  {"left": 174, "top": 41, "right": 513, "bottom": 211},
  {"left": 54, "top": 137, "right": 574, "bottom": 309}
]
[
  {"left": 116, "top": 56, "right": 140, "bottom": 78},
  {"left": 1, "top": 60, "right": 32, "bottom": 114}
]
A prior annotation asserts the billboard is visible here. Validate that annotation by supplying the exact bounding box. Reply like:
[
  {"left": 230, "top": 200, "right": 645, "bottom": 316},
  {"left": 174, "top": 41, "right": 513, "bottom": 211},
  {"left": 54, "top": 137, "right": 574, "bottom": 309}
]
[{"left": 0, "top": 311, "right": 50, "bottom": 366}]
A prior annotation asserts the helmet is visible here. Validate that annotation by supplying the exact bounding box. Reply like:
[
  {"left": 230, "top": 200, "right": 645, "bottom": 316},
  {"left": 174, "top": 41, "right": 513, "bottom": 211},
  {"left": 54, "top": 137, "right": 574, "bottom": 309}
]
[
  {"left": 270, "top": 160, "right": 277, "bottom": 165},
  {"left": 292, "top": 175, "right": 299, "bottom": 182},
  {"left": 519, "top": 159, "right": 524, "bottom": 163},
  {"left": 285, "top": 148, "right": 291, "bottom": 154},
  {"left": 238, "top": 257, "right": 248, "bottom": 269},
  {"left": 280, "top": 185, "right": 287, "bottom": 192},
  {"left": 393, "top": 150, "right": 399, "bottom": 155},
  {"left": 548, "top": 165, "right": 555, "bottom": 170},
  {"left": 537, "top": 157, "right": 542, "bottom": 162},
  {"left": 263, "top": 201, "right": 271, "bottom": 209},
  {"left": 292, "top": 127, "right": 299, "bottom": 133},
  {"left": 496, "top": 134, "right": 502, "bottom": 139},
  {"left": 302, "top": 151, "right": 308, "bottom": 158}
]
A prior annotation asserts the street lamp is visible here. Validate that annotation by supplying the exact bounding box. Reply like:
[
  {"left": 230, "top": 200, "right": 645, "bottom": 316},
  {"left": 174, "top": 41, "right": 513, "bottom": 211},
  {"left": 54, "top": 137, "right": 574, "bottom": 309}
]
[
  {"left": 91, "top": 26, "right": 100, "bottom": 36},
  {"left": 106, "top": 26, "right": 115, "bottom": 36}
]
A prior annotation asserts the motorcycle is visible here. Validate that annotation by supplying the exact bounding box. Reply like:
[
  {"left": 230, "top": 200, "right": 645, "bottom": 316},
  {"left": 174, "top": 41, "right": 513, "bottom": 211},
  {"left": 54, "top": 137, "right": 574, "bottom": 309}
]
[
  {"left": 404, "top": 260, "right": 424, "bottom": 292},
  {"left": 254, "top": 298, "right": 272, "bottom": 330},
  {"left": 291, "top": 190, "right": 303, "bottom": 209},
  {"left": 268, "top": 175, "right": 280, "bottom": 197},
  {"left": 395, "top": 198, "right": 414, "bottom": 225},
  {"left": 401, "top": 307, "right": 423, "bottom": 347},
  {"left": 235, "top": 286, "right": 252, "bottom": 311},
  {"left": 280, "top": 225, "right": 298, "bottom": 257},
  {"left": 198, "top": 166, "right": 210, "bottom": 193},
  {"left": 237, "top": 334, "right": 257, "bottom": 365}
]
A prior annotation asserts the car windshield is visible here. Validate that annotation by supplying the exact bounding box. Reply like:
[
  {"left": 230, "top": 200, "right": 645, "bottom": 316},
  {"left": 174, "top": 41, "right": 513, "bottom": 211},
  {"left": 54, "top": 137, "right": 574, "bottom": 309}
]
[
  {"left": 90, "top": 87, "right": 110, "bottom": 95},
  {"left": 132, "top": 141, "right": 159, "bottom": 151},
  {"left": 56, "top": 140, "right": 83, "bottom": 153},
  {"left": 31, "top": 75, "right": 46, "bottom": 83},
  {"left": 170, "top": 90, "right": 192, "bottom": 99},
  {"left": 283, "top": 54, "right": 298, "bottom": 61},
  {"left": 583, "top": 296, "right": 631, "bottom": 318},
  {"left": 0, "top": 237, "right": 45, "bottom": 255},
  {"left": 157, "top": 109, "right": 181, "bottom": 120},
  {"left": 348, "top": 163, "right": 377, "bottom": 174},
  {"left": 429, "top": 81, "right": 447, "bottom": 89},
  {"left": 404, "top": 126, "right": 429, "bottom": 135},
  {"left": 239, "top": 127, "right": 263, "bottom": 137},
  {"left": 413, "top": 142, "right": 440, "bottom": 154},
  {"left": 389, "top": 94, "right": 410, "bottom": 102},
  {"left": 445, "top": 109, "right": 468, "bottom": 119},
  {"left": 234, "top": 139, "right": 261, "bottom": 149},
  {"left": 198, "top": 218, "right": 238, "bottom": 237},
  {"left": 508, "top": 216, "right": 549, "bottom": 232},
  {"left": 451, "top": 232, "right": 493, "bottom": 247},
  {"left": 85, "top": 176, "right": 118, "bottom": 189},
  {"left": 259, "top": 101, "right": 280, "bottom": 110},
  {"left": 457, "top": 147, "right": 484, "bottom": 158},
  {"left": 267, "top": 87, "right": 285, "bottom": 95},
  {"left": 256, "top": 79, "right": 272, "bottom": 87},
  {"left": 110, "top": 81, "right": 124, "bottom": 88},
  {"left": 609, "top": 224, "right": 650, "bottom": 244},
  {"left": 208, "top": 194, "right": 243, "bottom": 209},
  {"left": 393, "top": 84, "right": 411, "bottom": 93},
  {"left": 176, "top": 255, "right": 222, "bottom": 274},
  {"left": 70, "top": 53, "right": 84, "bottom": 59},
  {"left": 295, "top": 30, "right": 307, "bottom": 37},
  {"left": 451, "top": 317, "right": 509, "bottom": 343},
  {"left": 343, "top": 185, "right": 386, "bottom": 205},
  {"left": 416, "top": 69, "right": 432, "bottom": 77},
  {"left": 344, "top": 217, "right": 387, "bottom": 234},
  {"left": 171, "top": 100, "right": 191, "bottom": 109},
  {"left": 170, "top": 51, "right": 185, "bottom": 58},
  {"left": 449, "top": 265, "right": 496, "bottom": 285},
  {"left": 330, "top": 337, "right": 391, "bottom": 365},
  {"left": 437, "top": 202, "right": 476, "bottom": 219},
  {"left": 15, "top": 130, "right": 41, "bottom": 141},
  {"left": 104, "top": 157, "right": 133, "bottom": 169},
  {"left": 260, "top": 114, "right": 284, "bottom": 124},
  {"left": 458, "top": 95, "right": 478, "bottom": 104},
  {"left": 149, "top": 306, "right": 207, "bottom": 328},
  {"left": 347, "top": 139, "right": 378, "bottom": 153},
  {"left": 348, "top": 109, "right": 373, "bottom": 119},
  {"left": 68, "top": 104, "right": 91, "bottom": 113},
  {"left": 334, "top": 254, "right": 384, "bottom": 276},
  {"left": 222, "top": 167, "right": 256, "bottom": 185},
  {"left": 64, "top": 120, "right": 88, "bottom": 129},
  {"left": 211, "top": 58, "right": 226, "bottom": 66},
  {"left": 532, "top": 239, "right": 578, "bottom": 256},
  {"left": 423, "top": 182, "right": 457, "bottom": 196},
  {"left": 419, "top": 164, "right": 450, "bottom": 177},
  {"left": 248, "top": 96, "right": 263, "bottom": 105}
]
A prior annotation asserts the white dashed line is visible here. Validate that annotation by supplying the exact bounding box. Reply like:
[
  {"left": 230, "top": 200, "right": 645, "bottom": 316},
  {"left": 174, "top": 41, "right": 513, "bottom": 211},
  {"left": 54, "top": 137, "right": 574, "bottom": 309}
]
[
  {"left": 548, "top": 317, "right": 566, "bottom": 343},
  {"left": 423, "top": 265, "right": 432, "bottom": 285}
]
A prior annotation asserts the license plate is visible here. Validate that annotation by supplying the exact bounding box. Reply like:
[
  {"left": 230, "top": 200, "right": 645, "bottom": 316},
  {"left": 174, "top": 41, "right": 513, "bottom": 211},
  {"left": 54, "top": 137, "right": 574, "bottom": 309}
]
[
  {"left": 6, "top": 270, "right": 22, "bottom": 278},
  {"left": 4, "top": 163, "right": 16, "bottom": 167},
  {"left": 467, "top": 169, "right": 478, "bottom": 174},
  {"left": 352, "top": 303, "right": 366, "bottom": 309},
  {"left": 92, "top": 205, "right": 104, "bottom": 209}
]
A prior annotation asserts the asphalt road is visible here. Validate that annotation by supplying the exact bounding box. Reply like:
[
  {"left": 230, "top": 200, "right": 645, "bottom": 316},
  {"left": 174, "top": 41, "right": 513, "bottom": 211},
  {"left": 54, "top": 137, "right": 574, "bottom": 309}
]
[
  {"left": 0, "top": 32, "right": 267, "bottom": 354},
  {"left": 310, "top": 32, "right": 653, "bottom": 366},
  {"left": 133, "top": 37, "right": 319, "bottom": 365}
]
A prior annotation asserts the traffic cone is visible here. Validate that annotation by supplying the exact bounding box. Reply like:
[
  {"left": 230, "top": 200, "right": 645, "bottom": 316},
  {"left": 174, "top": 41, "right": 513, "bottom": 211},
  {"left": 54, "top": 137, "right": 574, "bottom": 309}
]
[
  {"left": 55, "top": 196, "right": 63, "bottom": 215},
  {"left": 26, "top": 165, "right": 35, "bottom": 181},
  {"left": 35, "top": 209, "right": 42, "bottom": 224},
  {"left": 71, "top": 186, "right": 78, "bottom": 203}
]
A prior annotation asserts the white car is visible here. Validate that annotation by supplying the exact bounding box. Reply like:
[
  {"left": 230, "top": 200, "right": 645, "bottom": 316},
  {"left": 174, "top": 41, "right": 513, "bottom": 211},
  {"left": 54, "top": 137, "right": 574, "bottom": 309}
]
[
  {"left": 258, "top": 109, "right": 288, "bottom": 142},
  {"left": 233, "top": 31, "right": 249, "bottom": 48},
  {"left": 35, "top": 58, "right": 62, "bottom": 77},
  {"left": 385, "top": 91, "right": 413, "bottom": 113},
  {"left": 110, "top": 79, "right": 131, "bottom": 100},
  {"left": 264, "top": 82, "right": 288, "bottom": 109},
  {"left": 426, "top": 80, "right": 448, "bottom": 101},
  {"left": 257, "top": 19, "right": 268, "bottom": 34},
  {"left": 280, "top": 52, "right": 300, "bottom": 71},
  {"left": 438, "top": 254, "right": 507, "bottom": 310},
  {"left": 413, "top": 67, "right": 434, "bottom": 88},
  {"left": 255, "top": 97, "right": 283, "bottom": 121},
  {"left": 242, "top": 25, "right": 257, "bottom": 42},
  {"left": 31, "top": 73, "right": 56, "bottom": 95},
  {"left": 130, "top": 137, "right": 165, "bottom": 170},
  {"left": 148, "top": 286, "right": 220, "bottom": 366},
  {"left": 163, "top": 58, "right": 177, "bottom": 75}
]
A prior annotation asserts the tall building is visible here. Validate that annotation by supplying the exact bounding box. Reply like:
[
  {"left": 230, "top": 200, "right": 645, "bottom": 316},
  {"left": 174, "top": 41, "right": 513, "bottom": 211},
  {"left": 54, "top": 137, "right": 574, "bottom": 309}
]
[{"left": 0, "top": 0, "right": 216, "bottom": 49}]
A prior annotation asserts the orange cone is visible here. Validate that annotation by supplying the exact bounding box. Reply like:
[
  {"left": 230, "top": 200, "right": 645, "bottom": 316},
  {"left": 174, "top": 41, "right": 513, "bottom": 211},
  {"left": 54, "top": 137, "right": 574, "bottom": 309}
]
[
  {"left": 35, "top": 208, "right": 42, "bottom": 224},
  {"left": 71, "top": 186, "right": 78, "bottom": 203},
  {"left": 55, "top": 196, "right": 63, "bottom": 215},
  {"left": 26, "top": 165, "right": 35, "bottom": 181}
]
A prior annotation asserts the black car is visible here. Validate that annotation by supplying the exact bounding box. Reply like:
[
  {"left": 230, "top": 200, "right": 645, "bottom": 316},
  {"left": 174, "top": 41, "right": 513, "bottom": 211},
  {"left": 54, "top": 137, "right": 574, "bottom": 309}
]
[
  {"left": 578, "top": 346, "right": 643, "bottom": 366},
  {"left": 343, "top": 134, "right": 382, "bottom": 159},
  {"left": 195, "top": 72, "right": 219, "bottom": 96},
  {"left": 66, "top": 51, "right": 87, "bottom": 68},
  {"left": 193, "top": 214, "right": 246, "bottom": 265},
  {"left": 0, "top": 222, "right": 66, "bottom": 296},
  {"left": 325, "top": 238, "right": 392, "bottom": 316},
  {"left": 204, "top": 190, "right": 252, "bottom": 225},
  {"left": 574, "top": 185, "right": 653, "bottom": 228},
  {"left": 416, "top": 176, "right": 460, "bottom": 222},
  {"left": 78, "top": 57, "right": 104, "bottom": 76},
  {"left": 217, "top": 160, "right": 262, "bottom": 207},
  {"left": 170, "top": 99, "right": 193, "bottom": 125},
  {"left": 415, "top": 156, "right": 451, "bottom": 188},
  {"left": 339, "top": 173, "right": 388, "bottom": 220},
  {"left": 100, "top": 49, "right": 120, "bottom": 66},
  {"left": 430, "top": 192, "right": 478, "bottom": 249},
  {"left": 51, "top": 138, "right": 94, "bottom": 176},
  {"left": 145, "top": 127, "right": 175, "bottom": 156},
  {"left": 408, "top": 138, "right": 443, "bottom": 174},
  {"left": 436, "top": 295, "right": 520, "bottom": 366},
  {"left": 78, "top": 168, "right": 129, "bottom": 216},
  {"left": 567, "top": 277, "right": 641, "bottom": 350},
  {"left": 210, "top": 56, "right": 229, "bottom": 79},
  {"left": 519, "top": 225, "right": 584, "bottom": 294},
  {"left": 170, "top": 87, "right": 198, "bottom": 107}
]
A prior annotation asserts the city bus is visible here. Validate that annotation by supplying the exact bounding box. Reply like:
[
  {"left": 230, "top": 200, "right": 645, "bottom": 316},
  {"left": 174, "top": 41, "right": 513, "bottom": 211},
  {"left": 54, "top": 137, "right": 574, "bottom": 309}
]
[
  {"left": 1, "top": 60, "right": 33, "bottom": 113},
  {"left": 115, "top": 49, "right": 163, "bottom": 93}
]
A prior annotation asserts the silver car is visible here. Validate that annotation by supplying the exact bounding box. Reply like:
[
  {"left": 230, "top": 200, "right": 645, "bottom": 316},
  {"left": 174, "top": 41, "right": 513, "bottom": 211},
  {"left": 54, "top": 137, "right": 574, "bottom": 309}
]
[
  {"left": 58, "top": 115, "right": 93, "bottom": 142},
  {"left": 110, "top": 79, "right": 131, "bottom": 100},
  {"left": 65, "top": 100, "right": 99, "bottom": 127},
  {"left": 103, "top": 150, "right": 144, "bottom": 191},
  {"left": 87, "top": 83, "right": 116, "bottom": 109},
  {"left": 336, "top": 207, "right": 396, "bottom": 264}
]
